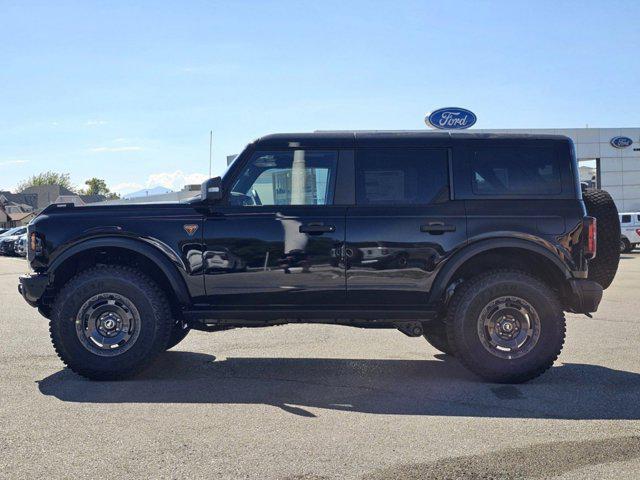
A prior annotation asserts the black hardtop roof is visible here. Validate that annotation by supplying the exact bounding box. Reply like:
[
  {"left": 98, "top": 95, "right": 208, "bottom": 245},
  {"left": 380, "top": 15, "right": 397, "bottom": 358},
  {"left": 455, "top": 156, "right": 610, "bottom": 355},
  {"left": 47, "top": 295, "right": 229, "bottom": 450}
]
[{"left": 253, "top": 131, "right": 571, "bottom": 148}]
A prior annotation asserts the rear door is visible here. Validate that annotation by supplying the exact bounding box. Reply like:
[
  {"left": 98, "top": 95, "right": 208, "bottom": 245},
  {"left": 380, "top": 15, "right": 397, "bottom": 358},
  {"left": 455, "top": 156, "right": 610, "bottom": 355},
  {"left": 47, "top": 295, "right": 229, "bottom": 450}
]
[{"left": 345, "top": 147, "right": 467, "bottom": 306}]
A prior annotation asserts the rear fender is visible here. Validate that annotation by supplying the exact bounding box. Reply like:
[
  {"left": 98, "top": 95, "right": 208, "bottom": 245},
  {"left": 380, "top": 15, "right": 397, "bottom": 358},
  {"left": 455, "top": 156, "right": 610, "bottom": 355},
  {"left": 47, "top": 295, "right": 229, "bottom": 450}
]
[{"left": 429, "top": 237, "right": 572, "bottom": 304}]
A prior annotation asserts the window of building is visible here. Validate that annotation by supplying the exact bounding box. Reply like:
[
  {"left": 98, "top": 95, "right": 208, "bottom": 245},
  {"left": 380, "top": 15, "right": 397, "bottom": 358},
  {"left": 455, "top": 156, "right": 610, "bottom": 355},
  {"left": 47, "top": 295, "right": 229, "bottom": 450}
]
[
  {"left": 355, "top": 148, "right": 448, "bottom": 205},
  {"left": 230, "top": 150, "right": 337, "bottom": 206},
  {"left": 472, "top": 147, "right": 561, "bottom": 195}
]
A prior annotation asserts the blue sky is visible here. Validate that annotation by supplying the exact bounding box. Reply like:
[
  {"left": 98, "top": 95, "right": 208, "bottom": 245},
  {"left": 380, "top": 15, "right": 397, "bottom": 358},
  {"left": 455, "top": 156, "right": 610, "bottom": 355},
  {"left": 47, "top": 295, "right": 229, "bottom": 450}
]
[{"left": 1, "top": 0, "right": 639, "bottom": 193}]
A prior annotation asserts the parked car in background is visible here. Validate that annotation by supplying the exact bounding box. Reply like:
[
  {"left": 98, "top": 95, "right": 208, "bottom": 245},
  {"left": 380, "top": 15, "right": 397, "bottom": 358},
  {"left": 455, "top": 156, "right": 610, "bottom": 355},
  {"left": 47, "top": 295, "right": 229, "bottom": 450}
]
[
  {"left": 15, "top": 234, "right": 28, "bottom": 257},
  {"left": 0, "top": 227, "right": 27, "bottom": 256},
  {"left": 0, "top": 228, "right": 8, "bottom": 235},
  {"left": 619, "top": 212, "right": 640, "bottom": 253}
]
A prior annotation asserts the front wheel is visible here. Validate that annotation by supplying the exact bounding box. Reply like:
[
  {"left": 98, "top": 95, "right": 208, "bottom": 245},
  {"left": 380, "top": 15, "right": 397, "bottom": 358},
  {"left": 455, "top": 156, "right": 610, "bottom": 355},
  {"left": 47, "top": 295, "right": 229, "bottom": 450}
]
[
  {"left": 50, "top": 265, "right": 173, "bottom": 380},
  {"left": 166, "top": 321, "right": 190, "bottom": 350},
  {"left": 446, "top": 270, "right": 565, "bottom": 383}
]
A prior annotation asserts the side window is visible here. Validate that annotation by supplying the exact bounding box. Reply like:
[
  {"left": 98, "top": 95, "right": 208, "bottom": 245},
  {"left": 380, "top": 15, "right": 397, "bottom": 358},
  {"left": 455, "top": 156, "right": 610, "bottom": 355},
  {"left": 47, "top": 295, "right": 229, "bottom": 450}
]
[
  {"left": 472, "top": 147, "right": 561, "bottom": 195},
  {"left": 621, "top": 215, "right": 632, "bottom": 223},
  {"left": 230, "top": 150, "right": 337, "bottom": 206},
  {"left": 355, "top": 148, "right": 448, "bottom": 205}
]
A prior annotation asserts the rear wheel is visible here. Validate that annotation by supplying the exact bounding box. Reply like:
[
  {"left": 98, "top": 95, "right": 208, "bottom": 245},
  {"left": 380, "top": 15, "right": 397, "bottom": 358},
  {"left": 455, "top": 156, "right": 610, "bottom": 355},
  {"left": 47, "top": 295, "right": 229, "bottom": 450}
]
[
  {"left": 50, "top": 265, "right": 173, "bottom": 380},
  {"left": 446, "top": 270, "right": 565, "bottom": 383},
  {"left": 423, "top": 320, "right": 453, "bottom": 356}
]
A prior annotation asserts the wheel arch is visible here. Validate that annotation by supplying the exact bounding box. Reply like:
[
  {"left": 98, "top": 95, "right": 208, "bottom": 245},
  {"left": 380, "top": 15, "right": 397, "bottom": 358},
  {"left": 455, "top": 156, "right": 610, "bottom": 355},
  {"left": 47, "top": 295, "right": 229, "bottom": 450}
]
[
  {"left": 47, "top": 236, "right": 191, "bottom": 308},
  {"left": 430, "top": 239, "right": 572, "bottom": 305}
]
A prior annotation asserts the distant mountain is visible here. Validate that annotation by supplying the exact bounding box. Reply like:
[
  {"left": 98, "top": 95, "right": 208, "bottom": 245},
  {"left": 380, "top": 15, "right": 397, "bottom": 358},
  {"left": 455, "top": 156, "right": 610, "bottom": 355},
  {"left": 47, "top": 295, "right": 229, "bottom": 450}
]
[{"left": 123, "top": 186, "right": 173, "bottom": 199}]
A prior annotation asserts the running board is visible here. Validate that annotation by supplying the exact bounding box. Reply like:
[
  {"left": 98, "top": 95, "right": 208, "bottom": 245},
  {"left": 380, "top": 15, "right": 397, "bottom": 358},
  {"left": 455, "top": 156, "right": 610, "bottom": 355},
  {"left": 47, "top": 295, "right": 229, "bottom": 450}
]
[{"left": 183, "top": 308, "right": 438, "bottom": 323}]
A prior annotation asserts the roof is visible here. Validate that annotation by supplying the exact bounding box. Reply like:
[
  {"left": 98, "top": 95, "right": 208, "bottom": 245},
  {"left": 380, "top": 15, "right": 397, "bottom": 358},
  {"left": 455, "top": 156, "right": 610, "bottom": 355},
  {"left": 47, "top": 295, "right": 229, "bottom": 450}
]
[
  {"left": 8, "top": 211, "right": 35, "bottom": 221},
  {"left": 0, "top": 191, "right": 38, "bottom": 209},
  {"left": 79, "top": 194, "right": 106, "bottom": 204},
  {"left": 20, "top": 185, "right": 76, "bottom": 210},
  {"left": 3, "top": 202, "right": 33, "bottom": 213},
  {"left": 253, "top": 131, "right": 571, "bottom": 148}
]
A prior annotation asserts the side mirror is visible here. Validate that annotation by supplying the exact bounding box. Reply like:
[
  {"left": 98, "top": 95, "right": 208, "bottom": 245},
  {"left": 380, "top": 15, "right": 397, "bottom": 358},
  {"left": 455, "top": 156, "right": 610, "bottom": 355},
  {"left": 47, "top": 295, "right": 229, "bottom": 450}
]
[{"left": 201, "top": 176, "right": 224, "bottom": 202}]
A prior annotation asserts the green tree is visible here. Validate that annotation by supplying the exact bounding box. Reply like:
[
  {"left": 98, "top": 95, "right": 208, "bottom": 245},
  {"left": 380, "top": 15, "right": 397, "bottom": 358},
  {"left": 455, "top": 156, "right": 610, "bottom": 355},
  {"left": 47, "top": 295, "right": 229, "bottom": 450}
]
[
  {"left": 17, "top": 171, "right": 75, "bottom": 192},
  {"left": 81, "top": 177, "right": 120, "bottom": 199}
]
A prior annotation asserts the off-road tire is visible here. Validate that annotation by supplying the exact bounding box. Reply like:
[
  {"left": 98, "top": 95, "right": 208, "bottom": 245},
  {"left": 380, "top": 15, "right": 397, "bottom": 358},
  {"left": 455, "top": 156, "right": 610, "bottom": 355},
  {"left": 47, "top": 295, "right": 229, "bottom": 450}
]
[
  {"left": 50, "top": 265, "right": 173, "bottom": 380},
  {"left": 166, "top": 322, "right": 190, "bottom": 350},
  {"left": 621, "top": 237, "right": 633, "bottom": 253},
  {"left": 423, "top": 320, "right": 453, "bottom": 356},
  {"left": 446, "top": 270, "right": 566, "bottom": 383},
  {"left": 583, "top": 188, "right": 620, "bottom": 289}
]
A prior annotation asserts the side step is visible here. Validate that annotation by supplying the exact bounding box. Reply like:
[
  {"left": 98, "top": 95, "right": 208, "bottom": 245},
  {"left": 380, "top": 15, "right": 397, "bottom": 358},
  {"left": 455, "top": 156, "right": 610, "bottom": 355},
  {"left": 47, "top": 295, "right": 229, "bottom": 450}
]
[{"left": 183, "top": 308, "right": 438, "bottom": 323}]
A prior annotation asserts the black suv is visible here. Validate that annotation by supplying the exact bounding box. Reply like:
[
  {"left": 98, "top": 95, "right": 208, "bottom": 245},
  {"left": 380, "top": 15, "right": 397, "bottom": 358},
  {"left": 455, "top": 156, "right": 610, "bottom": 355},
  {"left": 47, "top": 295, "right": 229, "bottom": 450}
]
[{"left": 19, "top": 132, "right": 620, "bottom": 383}]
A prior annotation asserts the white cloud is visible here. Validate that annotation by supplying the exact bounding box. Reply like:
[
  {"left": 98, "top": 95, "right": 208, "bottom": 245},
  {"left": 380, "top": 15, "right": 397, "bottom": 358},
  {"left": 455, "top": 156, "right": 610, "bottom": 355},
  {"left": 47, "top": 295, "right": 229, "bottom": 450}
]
[
  {"left": 89, "top": 146, "right": 144, "bottom": 153},
  {"left": 112, "top": 170, "right": 208, "bottom": 195},
  {"left": 86, "top": 119, "right": 107, "bottom": 126},
  {"left": 0, "top": 159, "right": 28, "bottom": 166},
  {"left": 111, "top": 182, "right": 143, "bottom": 194},
  {"left": 146, "top": 170, "right": 208, "bottom": 191}
]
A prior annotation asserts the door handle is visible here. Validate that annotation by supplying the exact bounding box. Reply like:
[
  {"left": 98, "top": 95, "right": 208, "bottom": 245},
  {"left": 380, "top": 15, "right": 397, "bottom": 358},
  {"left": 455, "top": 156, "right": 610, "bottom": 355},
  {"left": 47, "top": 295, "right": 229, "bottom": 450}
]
[
  {"left": 420, "top": 223, "right": 456, "bottom": 234},
  {"left": 299, "top": 223, "right": 336, "bottom": 235}
]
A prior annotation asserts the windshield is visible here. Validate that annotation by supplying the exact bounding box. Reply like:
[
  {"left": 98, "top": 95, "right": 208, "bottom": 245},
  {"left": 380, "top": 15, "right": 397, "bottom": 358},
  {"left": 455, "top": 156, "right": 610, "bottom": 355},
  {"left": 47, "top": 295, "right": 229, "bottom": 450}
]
[{"left": 0, "top": 228, "right": 19, "bottom": 237}]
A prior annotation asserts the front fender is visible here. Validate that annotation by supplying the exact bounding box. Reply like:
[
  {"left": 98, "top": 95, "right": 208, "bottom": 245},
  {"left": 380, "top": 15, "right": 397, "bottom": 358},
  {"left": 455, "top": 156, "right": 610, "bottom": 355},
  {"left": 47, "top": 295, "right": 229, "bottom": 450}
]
[{"left": 48, "top": 236, "right": 192, "bottom": 306}]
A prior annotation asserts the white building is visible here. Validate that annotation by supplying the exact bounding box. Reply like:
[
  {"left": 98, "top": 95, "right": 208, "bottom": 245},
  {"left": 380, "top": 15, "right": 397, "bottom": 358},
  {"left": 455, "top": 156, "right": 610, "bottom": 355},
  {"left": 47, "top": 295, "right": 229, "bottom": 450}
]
[{"left": 471, "top": 128, "right": 640, "bottom": 212}]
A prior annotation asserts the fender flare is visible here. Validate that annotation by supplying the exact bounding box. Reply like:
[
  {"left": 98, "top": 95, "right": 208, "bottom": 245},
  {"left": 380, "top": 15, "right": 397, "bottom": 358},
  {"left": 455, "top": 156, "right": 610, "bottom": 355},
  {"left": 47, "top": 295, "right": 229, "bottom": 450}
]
[
  {"left": 429, "top": 238, "right": 572, "bottom": 302},
  {"left": 48, "top": 236, "right": 191, "bottom": 305}
]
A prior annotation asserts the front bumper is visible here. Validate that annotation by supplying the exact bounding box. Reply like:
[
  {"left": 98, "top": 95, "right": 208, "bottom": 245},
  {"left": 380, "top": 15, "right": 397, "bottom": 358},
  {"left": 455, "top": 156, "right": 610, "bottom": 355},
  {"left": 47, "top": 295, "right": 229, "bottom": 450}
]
[
  {"left": 0, "top": 241, "right": 16, "bottom": 255},
  {"left": 18, "top": 273, "right": 50, "bottom": 307},
  {"left": 567, "top": 279, "right": 603, "bottom": 313}
]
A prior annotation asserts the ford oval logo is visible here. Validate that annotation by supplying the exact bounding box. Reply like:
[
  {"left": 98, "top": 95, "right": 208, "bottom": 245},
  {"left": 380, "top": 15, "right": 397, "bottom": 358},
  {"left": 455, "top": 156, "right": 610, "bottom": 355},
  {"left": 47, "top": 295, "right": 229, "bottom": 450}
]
[
  {"left": 610, "top": 136, "right": 633, "bottom": 149},
  {"left": 425, "top": 107, "right": 477, "bottom": 130}
]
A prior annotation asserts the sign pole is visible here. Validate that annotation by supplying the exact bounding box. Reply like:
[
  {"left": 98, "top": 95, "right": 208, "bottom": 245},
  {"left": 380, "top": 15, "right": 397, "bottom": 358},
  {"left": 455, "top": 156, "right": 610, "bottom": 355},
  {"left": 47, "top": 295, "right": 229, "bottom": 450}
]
[{"left": 209, "top": 130, "right": 213, "bottom": 178}]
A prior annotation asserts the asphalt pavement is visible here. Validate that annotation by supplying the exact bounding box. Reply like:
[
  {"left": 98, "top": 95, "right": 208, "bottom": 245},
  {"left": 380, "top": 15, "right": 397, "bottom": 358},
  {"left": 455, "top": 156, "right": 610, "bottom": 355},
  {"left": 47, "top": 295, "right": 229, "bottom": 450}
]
[{"left": 1, "top": 254, "right": 639, "bottom": 479}]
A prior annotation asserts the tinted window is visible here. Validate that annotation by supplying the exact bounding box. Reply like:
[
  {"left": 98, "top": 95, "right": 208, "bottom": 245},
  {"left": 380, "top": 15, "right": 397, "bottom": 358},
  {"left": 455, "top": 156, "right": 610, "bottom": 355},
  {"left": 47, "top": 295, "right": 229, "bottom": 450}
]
[
  {"left": 356, "top": 148, "right": 448, "bottom": 205},
  {"left": 621, "top": 215, "right": 632, "bottom": 223},
  {"left": 230, "top": 150, "right": 337, "bottom": 206},
  {"left": 472, "top": 147, "right": 561, "bottom": 195}
]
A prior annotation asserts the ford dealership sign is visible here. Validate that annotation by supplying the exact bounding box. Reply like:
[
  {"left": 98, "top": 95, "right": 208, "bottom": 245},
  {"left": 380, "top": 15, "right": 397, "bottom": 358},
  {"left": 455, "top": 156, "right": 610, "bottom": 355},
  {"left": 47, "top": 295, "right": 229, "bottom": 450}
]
[
  {"left": 610, "top": 136, "right": 633, "bottom": 149},
  {"left": 425, "top": 107, "right": 477, "bottom": 130}
]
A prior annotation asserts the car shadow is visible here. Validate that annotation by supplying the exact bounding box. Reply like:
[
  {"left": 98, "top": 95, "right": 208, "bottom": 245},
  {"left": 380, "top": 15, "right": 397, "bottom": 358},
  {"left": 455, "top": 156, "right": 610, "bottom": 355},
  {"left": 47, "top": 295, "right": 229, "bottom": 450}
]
[{"left": 37, "top": 351, "right": 640, "bottom": 419}]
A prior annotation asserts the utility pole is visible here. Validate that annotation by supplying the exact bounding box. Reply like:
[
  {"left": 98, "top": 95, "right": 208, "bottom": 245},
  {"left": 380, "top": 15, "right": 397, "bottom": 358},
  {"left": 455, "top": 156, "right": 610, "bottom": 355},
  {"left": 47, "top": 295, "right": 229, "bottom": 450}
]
[{"left": 209, "top": 130, "right": 213, "bottom": 178}]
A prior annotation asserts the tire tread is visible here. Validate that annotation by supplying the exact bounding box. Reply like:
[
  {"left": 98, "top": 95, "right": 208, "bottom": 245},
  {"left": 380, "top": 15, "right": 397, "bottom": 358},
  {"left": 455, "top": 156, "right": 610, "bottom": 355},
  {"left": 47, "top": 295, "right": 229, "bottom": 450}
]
[
  {"left": 446, "top": 269, "right": 566, "bottom": 383},
  {"left": 49, "top": 265, "right": 173, "bottom": 380}
]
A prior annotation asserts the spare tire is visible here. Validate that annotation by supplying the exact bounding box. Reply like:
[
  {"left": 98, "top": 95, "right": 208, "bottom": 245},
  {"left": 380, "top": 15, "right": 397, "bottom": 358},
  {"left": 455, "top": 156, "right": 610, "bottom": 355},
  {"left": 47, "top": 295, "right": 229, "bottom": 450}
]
[{"left": 583, "top": 189, "right": 620, "bottom": 289}]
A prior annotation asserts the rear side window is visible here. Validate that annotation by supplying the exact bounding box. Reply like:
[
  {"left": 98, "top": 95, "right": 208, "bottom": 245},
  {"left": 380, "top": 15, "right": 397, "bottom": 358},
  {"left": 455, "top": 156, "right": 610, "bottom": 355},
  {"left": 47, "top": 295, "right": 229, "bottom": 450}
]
[
  {"left": 621, "top": 215, "right": 632, "bottom": 223},
  {"left": 472, "top": 147, "right": 561, "bottom": 195},
  {"left": 355, "top": 148, "right": 448, "bottom": 205}
]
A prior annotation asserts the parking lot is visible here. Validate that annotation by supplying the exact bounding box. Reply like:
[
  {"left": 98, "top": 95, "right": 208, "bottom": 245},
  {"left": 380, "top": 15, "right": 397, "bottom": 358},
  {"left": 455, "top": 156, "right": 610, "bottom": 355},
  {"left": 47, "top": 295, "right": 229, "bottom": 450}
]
[{"left": 1, "top": 254, "right": 639, "bottom": 479}]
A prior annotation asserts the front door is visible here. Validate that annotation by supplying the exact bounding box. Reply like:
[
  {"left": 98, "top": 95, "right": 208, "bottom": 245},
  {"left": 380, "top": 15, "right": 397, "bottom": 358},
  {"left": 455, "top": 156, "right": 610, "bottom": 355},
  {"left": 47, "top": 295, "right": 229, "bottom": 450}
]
[
  {"left": 346, "top": 147, "right": 467, "bottom": 306},
  {"left": 203, "top": 148, "right": 346, "bottom": 307}
]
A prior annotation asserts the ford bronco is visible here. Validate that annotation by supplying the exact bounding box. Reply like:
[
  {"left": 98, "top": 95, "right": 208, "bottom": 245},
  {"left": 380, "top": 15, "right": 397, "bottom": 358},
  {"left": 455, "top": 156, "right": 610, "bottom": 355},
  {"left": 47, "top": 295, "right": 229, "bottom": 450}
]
[{"left": 19, "top": 132, "right": 620, "bottom": 382}]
